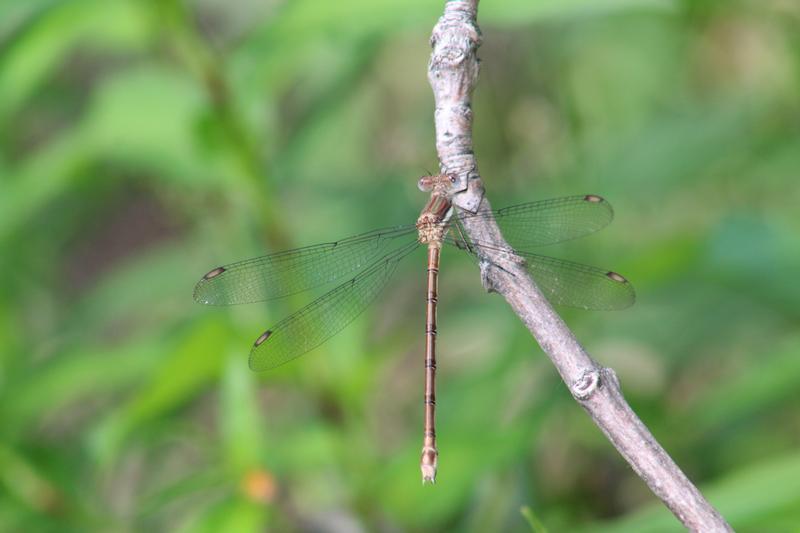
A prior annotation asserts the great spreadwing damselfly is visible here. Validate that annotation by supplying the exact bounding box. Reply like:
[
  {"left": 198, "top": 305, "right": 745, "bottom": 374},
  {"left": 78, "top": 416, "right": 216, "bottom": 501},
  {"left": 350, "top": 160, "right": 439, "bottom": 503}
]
[{"left": 194, "top": 175, "right": 635, "bottom": 483}]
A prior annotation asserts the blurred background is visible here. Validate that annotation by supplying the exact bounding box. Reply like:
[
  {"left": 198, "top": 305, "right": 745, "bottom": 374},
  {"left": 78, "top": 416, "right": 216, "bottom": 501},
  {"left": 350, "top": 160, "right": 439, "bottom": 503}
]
[{"left": 1, "top": 0, "right": 799, "bottom": 531}]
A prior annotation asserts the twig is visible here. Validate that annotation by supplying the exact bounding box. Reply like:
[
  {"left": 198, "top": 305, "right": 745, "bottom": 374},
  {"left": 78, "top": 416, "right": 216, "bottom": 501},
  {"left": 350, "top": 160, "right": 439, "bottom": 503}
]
[{"left": 427, "top": 1, "right": 732, "bottom": 531}]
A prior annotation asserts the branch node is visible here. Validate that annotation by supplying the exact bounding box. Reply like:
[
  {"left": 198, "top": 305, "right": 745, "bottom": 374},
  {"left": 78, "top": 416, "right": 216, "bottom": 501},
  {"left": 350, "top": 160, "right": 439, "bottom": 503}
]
[{"left": 571, "top": 368, "right": 601, "bottom": 400}]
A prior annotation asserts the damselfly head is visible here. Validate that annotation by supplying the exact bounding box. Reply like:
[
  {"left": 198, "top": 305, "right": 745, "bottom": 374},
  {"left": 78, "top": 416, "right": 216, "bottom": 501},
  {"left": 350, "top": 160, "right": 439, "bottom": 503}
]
[
  {"left": 418, "top": 174, "right": 457, "bottom": 193},
  {"left": 418, "top": 176, "right": 434, "bottom": 192}
]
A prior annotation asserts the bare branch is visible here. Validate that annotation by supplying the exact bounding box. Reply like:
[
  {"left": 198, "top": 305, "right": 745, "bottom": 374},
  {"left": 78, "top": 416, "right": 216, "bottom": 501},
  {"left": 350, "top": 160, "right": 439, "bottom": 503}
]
[{"left": 427, "top": 1, "right": 732, "bottom": 530}]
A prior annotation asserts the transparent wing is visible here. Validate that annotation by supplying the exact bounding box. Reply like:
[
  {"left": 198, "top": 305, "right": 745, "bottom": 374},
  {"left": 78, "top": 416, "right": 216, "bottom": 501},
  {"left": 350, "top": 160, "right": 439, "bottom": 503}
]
[
  {"left": 249, "top": 241, "right": 419, "bottom": 371},
  {"left": 194, "top": 225, "right": 417, "bottom": 305},
  {"left": 458, "top": 194, "right": 614, "bottom": 249},
  {"left": 195, "top": 195, "right": 611, "bottom": 305},
  {"left": 517, "top": 251, "right": 635, "bottom": 310},
  {"left": 443, "top": 234, "right": 634, "bottom": 310}
]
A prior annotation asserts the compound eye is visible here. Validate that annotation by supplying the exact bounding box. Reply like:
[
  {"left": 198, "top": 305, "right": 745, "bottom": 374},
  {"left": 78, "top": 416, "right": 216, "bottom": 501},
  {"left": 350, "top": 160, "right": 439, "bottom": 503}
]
[{"left": 418, "top": 176, "right": 433, "bottom": 192}]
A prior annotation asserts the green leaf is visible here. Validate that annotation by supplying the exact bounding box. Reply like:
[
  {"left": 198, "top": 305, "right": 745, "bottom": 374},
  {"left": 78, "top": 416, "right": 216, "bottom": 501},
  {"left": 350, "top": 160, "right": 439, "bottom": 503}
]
[
  {"left": 0, "top": 66, "right": 213, "bottom": 243},
  {"left": 521, "top": 505, "right": 550, "bottom": 533},
  {"left": 0, "top": 0, "right": 150, "bottom": 124},
  {"left": 1, "top": 336, "right": 161, "bottom": 436},
  {"left": 89, "top": 318, "right": 228, "bottom": 463},
  {"left": 220, "top": 353, "right": 266, "bottom": 473},
  {"left": 688, "top": 336, "right": 800, "bottom": 432}
]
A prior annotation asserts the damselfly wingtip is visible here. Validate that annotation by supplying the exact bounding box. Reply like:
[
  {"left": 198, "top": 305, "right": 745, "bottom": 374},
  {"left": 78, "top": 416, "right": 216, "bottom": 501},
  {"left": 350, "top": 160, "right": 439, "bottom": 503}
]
[
  {"left": 605, "top": 271, "right": 627, "bottom": 283},
  {"left": 583, "top": 193, "right": 615, "bottom": 221},
  {"left": 193, "top": 266, "right": 227, "bottom": 305},
  {"left": 606, "top": 271, "right": 636, "bottom": 310},
  {"left": 247, "top": 330, "right": 274, "bottom": 371},
  {"left": 192, "top": 282, "right": 211, "bottom": 305},
  {"left": 254, "top": 330, "right": 272, "bottom": 347},
  {"left": 203, "top": 266, "right": 226, "bottom": 280}
]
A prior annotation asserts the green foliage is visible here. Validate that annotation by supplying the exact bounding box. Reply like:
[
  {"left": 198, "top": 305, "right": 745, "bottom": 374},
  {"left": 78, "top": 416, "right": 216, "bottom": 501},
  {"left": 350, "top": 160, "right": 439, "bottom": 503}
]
[{"left": 1, "top": 0, "right": 798, "bottom": 530}]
